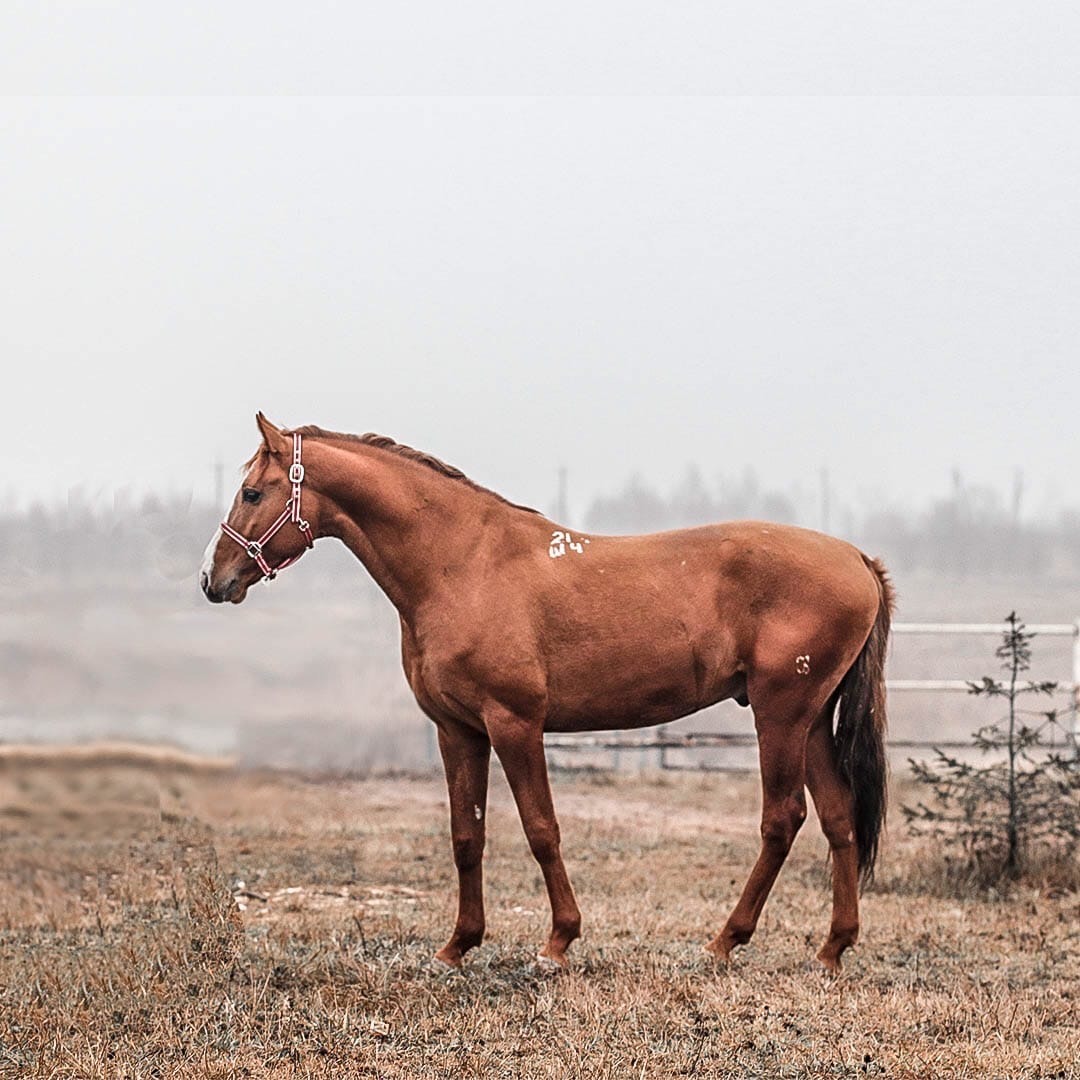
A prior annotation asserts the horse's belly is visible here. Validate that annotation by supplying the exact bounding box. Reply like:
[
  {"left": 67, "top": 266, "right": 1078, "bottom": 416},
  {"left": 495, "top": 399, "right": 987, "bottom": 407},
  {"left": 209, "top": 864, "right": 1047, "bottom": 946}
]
[
  {"left": 543, "top": 637, "right": 737, "bottom": 732},
  {"left": 544, "top": 701, "right": 707, "bottom": 733}
]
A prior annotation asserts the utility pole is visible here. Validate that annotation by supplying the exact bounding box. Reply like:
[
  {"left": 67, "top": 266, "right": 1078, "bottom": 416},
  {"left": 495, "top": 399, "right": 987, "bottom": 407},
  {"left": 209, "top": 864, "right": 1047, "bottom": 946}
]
[
  {"left": 1011, "top": 468, "right": 1024, "bottom": 524},
  {"left": 555, "top": 466, "right": 568, "bottom": 524}
]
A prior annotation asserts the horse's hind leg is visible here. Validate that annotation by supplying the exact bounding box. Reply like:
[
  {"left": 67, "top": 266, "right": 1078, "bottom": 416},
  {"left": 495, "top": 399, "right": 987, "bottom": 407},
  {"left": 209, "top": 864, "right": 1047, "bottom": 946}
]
[
  {"left": 805, "top": 713, "right": 860, "bottom": 972},
  {"left": 706, "top": 702, "right": 811, "bottom": 961}
]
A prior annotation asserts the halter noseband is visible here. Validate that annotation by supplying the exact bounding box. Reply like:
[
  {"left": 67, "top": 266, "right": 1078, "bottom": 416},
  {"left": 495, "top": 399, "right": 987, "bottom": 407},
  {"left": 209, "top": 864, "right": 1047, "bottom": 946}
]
[{"left": 220, "top": 432, "right": 315, "bottom": 581}]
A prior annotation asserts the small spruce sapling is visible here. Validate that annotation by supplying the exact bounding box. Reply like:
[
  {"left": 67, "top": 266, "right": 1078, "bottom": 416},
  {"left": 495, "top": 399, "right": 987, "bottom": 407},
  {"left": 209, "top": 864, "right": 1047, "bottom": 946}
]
[{"left": 903, "top": 612, "right": 1080, "bottom": 885}]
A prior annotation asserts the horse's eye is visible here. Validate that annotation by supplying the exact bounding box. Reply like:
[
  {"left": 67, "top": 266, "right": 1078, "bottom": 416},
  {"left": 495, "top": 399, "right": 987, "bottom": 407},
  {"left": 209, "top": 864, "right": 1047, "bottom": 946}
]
[{"left": 242, "top": 488, "right": 262, "bottom": 504}]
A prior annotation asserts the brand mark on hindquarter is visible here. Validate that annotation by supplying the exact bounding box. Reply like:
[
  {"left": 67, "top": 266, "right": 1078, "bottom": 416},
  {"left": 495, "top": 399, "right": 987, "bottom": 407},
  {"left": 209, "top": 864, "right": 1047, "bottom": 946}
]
[{"left": 795, "top": 654, "right": 811, "bottom": 676}]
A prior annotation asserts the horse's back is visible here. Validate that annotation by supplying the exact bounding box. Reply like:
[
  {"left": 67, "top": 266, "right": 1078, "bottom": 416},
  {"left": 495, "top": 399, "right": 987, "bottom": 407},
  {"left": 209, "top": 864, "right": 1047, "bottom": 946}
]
[{"left": 542, "top": 519, "right": 879, "bottom": 628}]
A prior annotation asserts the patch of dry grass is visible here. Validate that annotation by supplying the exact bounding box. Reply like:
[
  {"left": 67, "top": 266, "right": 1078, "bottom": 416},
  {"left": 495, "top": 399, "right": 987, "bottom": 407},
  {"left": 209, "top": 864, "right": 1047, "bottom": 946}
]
[{"left": 0, "top": 757, "right": 1077, "bottom": 1078}]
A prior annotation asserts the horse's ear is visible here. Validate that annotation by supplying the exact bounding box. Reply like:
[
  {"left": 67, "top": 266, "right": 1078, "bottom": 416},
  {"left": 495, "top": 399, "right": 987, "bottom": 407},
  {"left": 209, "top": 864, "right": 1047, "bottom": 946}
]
[{"left": 255, "top": 411, "right": 289, "bottom": 457}]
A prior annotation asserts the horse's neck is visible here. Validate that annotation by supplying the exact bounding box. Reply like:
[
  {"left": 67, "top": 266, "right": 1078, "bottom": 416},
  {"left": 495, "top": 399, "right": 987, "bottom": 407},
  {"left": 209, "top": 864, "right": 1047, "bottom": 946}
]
[{"left": 313, "top": 441, "right": 498, "bottom": 619}]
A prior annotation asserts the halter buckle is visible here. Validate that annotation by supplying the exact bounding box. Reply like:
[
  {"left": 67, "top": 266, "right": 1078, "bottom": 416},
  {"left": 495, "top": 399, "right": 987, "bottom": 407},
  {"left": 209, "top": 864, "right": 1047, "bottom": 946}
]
[
  {"left": 245, "top": 540, "right": 262, "bottom": 559},
  {"left": 289, "top": 463, "right": 305, "bottom": 484}
]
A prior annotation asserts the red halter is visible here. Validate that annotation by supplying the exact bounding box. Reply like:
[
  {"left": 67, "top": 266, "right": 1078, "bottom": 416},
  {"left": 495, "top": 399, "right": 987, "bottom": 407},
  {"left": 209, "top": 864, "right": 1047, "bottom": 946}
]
[{"left": 220, "top": 432, "right": 315, "bottom": 581}]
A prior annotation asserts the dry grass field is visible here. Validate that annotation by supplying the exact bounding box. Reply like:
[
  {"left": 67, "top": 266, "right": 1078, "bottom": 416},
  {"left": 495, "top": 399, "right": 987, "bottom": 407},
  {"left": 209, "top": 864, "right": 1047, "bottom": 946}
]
[{"left": 0, "top": 751, "right": 1077, "bottom": 1079}]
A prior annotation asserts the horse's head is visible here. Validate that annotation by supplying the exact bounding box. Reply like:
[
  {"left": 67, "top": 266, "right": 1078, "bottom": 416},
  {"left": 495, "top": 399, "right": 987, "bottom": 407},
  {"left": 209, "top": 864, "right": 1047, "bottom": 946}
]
[{"left": 200, "top": 413, "right": 321, "bottom": 604}]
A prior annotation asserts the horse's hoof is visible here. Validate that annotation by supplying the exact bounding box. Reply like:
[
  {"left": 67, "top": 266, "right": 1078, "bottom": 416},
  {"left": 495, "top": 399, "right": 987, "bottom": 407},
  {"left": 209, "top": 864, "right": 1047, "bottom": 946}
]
[
  {"left": 704, "top": 939, "right": 734, "bottom": 964},
  {"left": 534, "top": 952, "right": 568, "bottom": 973},
  {"left": 816, "top": 950, "right": 843, "bottom": 976},
  {"left": 432, "top": 949, "right": 462, "bottom": 971}
]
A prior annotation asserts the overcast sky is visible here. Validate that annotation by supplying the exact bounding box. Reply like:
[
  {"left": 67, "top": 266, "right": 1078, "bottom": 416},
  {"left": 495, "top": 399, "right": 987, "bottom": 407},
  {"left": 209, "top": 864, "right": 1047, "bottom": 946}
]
[{"left": 4, "top": 6, "right": 1080, "bottom": 522}]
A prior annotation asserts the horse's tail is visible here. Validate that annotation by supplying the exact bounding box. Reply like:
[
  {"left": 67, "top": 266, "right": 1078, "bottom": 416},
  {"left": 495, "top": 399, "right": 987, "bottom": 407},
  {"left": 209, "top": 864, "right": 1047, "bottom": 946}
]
[{"left": 834, "top": 556, "right": 895, "bottom": 888}]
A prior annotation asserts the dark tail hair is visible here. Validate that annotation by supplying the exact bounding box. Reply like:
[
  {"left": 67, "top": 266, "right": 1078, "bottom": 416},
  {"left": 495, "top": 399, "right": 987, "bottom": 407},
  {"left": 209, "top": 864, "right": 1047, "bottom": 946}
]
[{"left": 834, "top": 557, "right": 895, "bottom": 888}]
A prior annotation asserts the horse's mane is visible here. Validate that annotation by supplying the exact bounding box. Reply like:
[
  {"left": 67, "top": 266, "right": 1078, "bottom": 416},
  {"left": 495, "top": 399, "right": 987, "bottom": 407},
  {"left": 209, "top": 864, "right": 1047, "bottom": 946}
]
[{"left": 286, "top": 426, "right": 540, "bottom": 515}]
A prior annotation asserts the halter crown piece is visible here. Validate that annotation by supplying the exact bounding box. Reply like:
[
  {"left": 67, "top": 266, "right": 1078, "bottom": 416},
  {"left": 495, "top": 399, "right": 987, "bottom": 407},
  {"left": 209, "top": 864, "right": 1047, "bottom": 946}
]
[{"left": 220, "top": 433, "right": 315, "bottom": 581}]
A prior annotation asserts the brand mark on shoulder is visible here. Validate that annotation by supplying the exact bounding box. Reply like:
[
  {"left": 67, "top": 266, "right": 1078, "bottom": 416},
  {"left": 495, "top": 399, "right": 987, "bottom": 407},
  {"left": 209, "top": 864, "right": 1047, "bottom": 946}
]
[{"left": 549, "top": 530, "right": 590, "bottom": 559}]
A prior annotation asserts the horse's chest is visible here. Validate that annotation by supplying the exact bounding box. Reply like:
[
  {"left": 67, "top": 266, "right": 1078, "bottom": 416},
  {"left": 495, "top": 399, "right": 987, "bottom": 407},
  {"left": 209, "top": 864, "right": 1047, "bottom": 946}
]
[{"left": 400, "top": 642, "right": 486, "bottom": 728}]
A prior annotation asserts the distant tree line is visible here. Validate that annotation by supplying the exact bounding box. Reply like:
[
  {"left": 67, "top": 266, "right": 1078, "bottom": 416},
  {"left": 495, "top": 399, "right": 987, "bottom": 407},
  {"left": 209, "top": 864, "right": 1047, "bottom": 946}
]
[
  {"left": 583, "top": 467, "right": 1080, "bottom": 579},
  {"left": 0, "top": 492, "right": 221, "bottom": 582},
  {"left": 585, "top": 465, "right": 799, "bottom": 536},
  {"left": 2, "top": 467, "right": 1079, "bottom": 580}
]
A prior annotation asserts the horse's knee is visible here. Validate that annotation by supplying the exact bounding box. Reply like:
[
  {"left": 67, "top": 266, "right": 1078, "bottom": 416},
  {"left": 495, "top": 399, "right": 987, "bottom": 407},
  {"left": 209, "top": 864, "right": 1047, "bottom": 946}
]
[
  {"left": 761, "top": 791, "right": 807, "bottom": 850},
  {"left": 451, "top": 833, "right": 484, "bottom": 871},
  {"left": 526, "top": 824, "right": 561, "bottom": 865}
]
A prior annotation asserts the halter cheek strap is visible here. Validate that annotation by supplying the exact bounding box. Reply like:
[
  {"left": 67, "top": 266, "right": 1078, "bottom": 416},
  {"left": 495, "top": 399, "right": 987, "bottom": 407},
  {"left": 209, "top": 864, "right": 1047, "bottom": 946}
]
[{"left": 220, "top": 433, "right": 315, "bottom": 581}]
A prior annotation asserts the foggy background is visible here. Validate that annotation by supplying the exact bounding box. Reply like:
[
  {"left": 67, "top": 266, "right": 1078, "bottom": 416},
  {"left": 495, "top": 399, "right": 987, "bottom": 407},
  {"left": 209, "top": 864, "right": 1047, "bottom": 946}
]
[{"left": 4, "top": 7, "right": 1080, "bottom": 768}]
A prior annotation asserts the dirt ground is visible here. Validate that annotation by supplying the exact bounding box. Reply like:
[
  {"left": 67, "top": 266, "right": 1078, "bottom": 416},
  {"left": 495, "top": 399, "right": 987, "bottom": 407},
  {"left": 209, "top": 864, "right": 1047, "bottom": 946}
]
[{"left": 0, "top": 752, "right": 1077, "bottom": 1079}]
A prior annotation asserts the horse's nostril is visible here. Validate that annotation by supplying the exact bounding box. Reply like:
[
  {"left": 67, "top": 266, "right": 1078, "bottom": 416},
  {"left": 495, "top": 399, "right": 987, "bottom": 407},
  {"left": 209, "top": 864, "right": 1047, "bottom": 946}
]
[{"left": 201, "top": 572, "right": 225, "bottom": 603}]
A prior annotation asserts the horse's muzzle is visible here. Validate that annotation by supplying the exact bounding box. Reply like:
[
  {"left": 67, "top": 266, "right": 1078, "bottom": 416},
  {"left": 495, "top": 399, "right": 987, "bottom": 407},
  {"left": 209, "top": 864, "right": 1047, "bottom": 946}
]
[{"left": 201, "top": 571, "right": 236, "bottom": 604}]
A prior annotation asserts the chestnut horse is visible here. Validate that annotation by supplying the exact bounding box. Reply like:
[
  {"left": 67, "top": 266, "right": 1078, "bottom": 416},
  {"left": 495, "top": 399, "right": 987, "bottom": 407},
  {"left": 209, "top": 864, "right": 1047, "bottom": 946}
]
[{"left": 201, "top": 414, "right": 893, "bottom": 972}]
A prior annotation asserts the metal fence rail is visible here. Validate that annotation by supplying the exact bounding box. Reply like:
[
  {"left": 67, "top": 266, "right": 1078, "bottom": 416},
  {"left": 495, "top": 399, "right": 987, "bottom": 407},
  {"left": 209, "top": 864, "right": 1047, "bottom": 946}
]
[{"left": 546, "top": 620, "right": 1080, "bottom": 769}]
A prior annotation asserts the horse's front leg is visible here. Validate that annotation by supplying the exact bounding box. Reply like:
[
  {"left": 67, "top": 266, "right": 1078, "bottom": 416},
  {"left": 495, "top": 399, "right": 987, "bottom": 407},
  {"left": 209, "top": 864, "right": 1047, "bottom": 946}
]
[
  {"left": 487, "top": 710, "right": 581, "bottom": 967},
  {"left": 433, "top": 722, "right": 491, "bottom": 967}
]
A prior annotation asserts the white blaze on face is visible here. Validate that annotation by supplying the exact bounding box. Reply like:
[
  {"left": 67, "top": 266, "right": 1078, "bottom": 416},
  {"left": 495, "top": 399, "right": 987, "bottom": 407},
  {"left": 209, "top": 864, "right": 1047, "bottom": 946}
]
[
  {"left": 202, "top": 460, "right": 253, "bottom": 581},
  {"left": 200, "top": 527, "right": 223, "bottom": 581}
]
